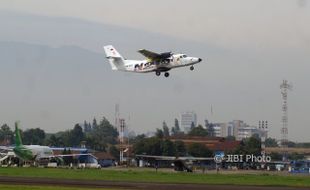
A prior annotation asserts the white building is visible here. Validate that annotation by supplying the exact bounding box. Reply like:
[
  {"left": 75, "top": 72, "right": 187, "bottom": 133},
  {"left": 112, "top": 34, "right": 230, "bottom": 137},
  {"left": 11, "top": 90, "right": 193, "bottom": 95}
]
[
  {"left": 213, "top": 123, "right": 228, "bottom": 137},
  {"left": 237, "top": 126, "right": 261, "bottom": 140},
  {"left": 211, "top": 120, "right": 265, "bottom": 140},
  {"left": 180, "top": 111, "right": 197, "bottom": 133},
  {"left": 234, "top": 121, "right": 266, "bottom": 140}
]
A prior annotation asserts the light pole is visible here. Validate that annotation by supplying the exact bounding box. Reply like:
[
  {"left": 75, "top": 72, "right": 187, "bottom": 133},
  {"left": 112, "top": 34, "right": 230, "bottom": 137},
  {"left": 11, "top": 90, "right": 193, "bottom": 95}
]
[{"left": 259, "top": 120, "right": 268, "bottom": 155}]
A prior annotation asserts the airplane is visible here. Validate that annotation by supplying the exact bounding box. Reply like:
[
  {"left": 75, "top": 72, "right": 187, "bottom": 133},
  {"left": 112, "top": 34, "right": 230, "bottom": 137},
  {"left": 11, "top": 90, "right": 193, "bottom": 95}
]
[
  {"left": 135, "top": 154, "right": 213, "bottom": 172},
  {"left": 0, "top": 122, "right": 96, "bottom": 166},
  {"left": 103, "top": 45, "right": 202, "bottom": 77},
  {"left": 13, "top": 122, "right": 54, "bottom": 161}
]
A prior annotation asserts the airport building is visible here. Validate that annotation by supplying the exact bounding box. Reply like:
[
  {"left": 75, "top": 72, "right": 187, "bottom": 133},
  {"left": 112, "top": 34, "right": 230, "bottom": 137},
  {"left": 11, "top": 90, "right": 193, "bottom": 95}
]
[{"left": 180, "top": 111, "right": 197, "bottom": 134}]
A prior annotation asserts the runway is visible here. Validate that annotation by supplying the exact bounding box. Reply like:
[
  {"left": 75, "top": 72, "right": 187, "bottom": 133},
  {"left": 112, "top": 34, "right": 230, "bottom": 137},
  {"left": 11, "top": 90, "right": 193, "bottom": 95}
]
[{"left": 0, "top": 176, "right": 309, "bottom": 190}]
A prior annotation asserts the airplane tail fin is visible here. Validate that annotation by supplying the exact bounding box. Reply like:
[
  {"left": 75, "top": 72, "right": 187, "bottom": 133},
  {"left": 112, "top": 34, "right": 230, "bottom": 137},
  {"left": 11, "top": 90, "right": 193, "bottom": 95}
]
[
  {"left": 103, "top": 45, "right": 126, "bottom": 71},
  {"left": 15, "top": 121, "right": 23, "bottom": 147}
]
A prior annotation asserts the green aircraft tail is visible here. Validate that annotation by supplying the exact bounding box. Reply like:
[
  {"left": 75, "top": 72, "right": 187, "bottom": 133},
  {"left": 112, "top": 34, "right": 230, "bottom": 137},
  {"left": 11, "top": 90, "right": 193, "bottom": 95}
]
[{"left": 15, "top": 121, "right": 23, "bottom": 147}]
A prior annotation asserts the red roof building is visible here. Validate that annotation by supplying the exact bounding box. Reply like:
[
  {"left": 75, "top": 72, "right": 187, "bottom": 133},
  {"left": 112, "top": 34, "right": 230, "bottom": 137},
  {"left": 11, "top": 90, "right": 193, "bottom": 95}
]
[{"left": 168, "top": 136, "right": 240, "bottom": 152}]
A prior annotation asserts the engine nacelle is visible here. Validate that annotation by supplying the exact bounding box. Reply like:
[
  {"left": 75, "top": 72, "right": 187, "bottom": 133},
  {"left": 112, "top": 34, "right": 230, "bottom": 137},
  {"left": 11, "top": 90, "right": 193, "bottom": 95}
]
[{"left": 159, "top": 52, "right": 172, "bottom": 59}]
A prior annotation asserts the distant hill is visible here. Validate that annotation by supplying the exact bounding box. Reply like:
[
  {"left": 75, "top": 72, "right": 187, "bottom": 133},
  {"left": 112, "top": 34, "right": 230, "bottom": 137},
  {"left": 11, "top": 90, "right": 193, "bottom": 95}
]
[
  {"left": 0, "top": 41, "right": 200, "bottom": 130},
  {"left": 0, "top": 10, "right": 216, "bottom": 56}
]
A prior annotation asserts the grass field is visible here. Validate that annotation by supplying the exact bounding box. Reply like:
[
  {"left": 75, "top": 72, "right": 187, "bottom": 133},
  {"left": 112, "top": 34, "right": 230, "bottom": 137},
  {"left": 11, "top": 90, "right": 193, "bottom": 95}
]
[
  {"left": 0, "top": 184, "right": 115, "bottom": 190},
  {"left": 0, "top": 167, "right": 309, "bottom": 187}
]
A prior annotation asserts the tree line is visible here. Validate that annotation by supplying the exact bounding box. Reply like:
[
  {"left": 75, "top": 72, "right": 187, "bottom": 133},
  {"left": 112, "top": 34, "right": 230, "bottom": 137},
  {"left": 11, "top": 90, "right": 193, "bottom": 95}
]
[
  {"left": 0, "top": 117, "right": 118, "bottom": 153},
  {"left": 1, "top": 117, "right": 307, "bottom": 161}
]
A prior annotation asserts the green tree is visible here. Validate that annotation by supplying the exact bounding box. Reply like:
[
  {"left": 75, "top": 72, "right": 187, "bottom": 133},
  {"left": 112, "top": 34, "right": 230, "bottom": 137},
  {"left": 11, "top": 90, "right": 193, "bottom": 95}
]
[
  {"left": 174, "top": 119, "right": 180, "bottom": 132},
  {"left": 85, "top": 135, "right": 97, "bottom": 150},
  {"left": 0, "top": 124, "right": 14, "bottom": 145},
  {"left": 98, "top": 117, "right": 118, "bottom": 144},
  {"left": 92, "top": 118, "right": 98, "bottom": 129},
  {"left": 57, "top": 124, "right": 85, "bottom": 147},
  {"left": 251, "top": 133, "right": 260, "bottom": 141},
  {"left": 109, "top": 145, "right": 119, "bottom": 160},
  {"left": 171, "top": 127, "right": 176, "bottom": 136},
  {"left": 83, "top": 120, "right": 92, "bottom": 133},
  {"left": 155, "top": 128, "right": 164, "bottom": 139},
  {"left": 265, "top": 138, "right": 278, "bottom": 147},
  {"left": 188, "top": 143, "right": 213, "bottom": 157},
  {"left": 87, "top": 117, "right": 118, "bottom": 151},
  {"left": 70, "top": 124, "right": 85, "bottom": 146},
  {"left": 190, "top": 122, "right": 195, "bottom": 129},
  {"left": 245, "top": 136, "right": 261, "bottom": 155},
  {"left": 234, "top": 136, "right": 261, "bottom": 156},
  {"left": 130, "top": 134, "right": 146, "bottom": 144},
  {"left": 162, "top": 121, "right": 170, "bottom": 137},
  {"left": 174, "top": 140, "right": 187, "bottom": 156},
  {"left": 162, "top": 139, "right": 175, "bottom": 156},
  {"left": 171, "top": 119, "right": 181, "bottom": 136},
  {"left": 22, "top": 128, "right": 46, "bottom": 145},
  {"left": 46, "top": 134, "right": 62, "bottom": 146},
  {"left": 59, "top": 130, "right": 71, "bottom": 147},
  {"left": 188, "top": 125, "right": 208, "bottom": 137},
  {"left": 146, "top": 137, "right": 163, "bottom": 155},
  {"left": 133, "top": 137, "right": 163, "bottom": 155}
]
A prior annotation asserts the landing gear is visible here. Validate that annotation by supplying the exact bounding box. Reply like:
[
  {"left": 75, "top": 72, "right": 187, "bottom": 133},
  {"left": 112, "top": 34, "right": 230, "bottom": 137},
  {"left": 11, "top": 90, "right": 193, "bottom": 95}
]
[
  {"left": 160, "top": 60, "right": 169, "bottom": 64},
  {"left": 190, "top": 66, "right": 194, "bottom": 71},
  {"left": 155, "top": 70, "right": 170, "bottom": 78}
]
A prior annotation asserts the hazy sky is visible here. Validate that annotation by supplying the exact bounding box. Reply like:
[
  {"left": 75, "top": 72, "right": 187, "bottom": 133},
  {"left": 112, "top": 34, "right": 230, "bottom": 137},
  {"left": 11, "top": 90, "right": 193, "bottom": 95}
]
[
  {"left": 1, "top": 0, "right": 309, "bottom": 50},
  {"left": 0, "top": 0, "right": 310, "bottom": 141}
]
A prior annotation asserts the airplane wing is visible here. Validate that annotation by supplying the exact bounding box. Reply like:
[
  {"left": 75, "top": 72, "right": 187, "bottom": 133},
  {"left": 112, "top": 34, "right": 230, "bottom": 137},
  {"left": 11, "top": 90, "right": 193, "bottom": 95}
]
[
  {"left": 138, "top": 49, "right": 172, "bottom": 60},
  {"left": 50, "top": 147, "right": 88, "bottom": 152},
  {"left": 138, "top": 49, "right": 160, "bottom": 60},
  {"left": 135, "top": 154, "right": 176, "bottom": 160},
  {"left": 0, "top": 146, "right": 13, "bottom": 152}
]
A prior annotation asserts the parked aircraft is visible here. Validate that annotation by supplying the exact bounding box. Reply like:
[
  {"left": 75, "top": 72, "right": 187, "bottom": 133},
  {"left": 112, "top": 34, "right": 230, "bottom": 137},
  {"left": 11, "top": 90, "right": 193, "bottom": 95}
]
[
  {"left": 0, "top": 122, "right": 95, "bottom": 165},
  {"left": 13, "top": 122, "right": 53, "bottom": 161},
  {"left": 104, "top": 45, "right": 202, "bottom": 77},
  {"left": 135, "top": 154, "right": 213, "bottom": 172}
]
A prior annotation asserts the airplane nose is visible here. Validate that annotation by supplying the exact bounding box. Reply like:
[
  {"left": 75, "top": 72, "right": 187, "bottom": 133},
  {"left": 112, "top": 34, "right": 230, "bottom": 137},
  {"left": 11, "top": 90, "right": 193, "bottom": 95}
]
[{"left": 198, "top": 58, "right": 202, "bottom": 62}]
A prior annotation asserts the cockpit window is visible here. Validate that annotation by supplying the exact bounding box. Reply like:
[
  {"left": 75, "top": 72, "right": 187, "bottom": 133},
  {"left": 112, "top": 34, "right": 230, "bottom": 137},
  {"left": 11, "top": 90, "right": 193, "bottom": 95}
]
[{"left": 183, "top": 55, "right": 187, "bottom": 58}]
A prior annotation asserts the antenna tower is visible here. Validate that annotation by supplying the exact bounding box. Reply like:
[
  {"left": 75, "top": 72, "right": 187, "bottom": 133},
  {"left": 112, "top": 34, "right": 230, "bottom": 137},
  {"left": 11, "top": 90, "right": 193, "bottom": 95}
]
[{"left": 280, "top": 80, "right": 292, "bottom": 161}]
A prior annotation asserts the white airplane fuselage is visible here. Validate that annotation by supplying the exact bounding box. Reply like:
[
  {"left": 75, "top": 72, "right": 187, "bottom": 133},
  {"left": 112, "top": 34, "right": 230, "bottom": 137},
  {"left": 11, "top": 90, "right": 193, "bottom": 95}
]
[
  {"left": 119, "top": 54, "right": 201, "bottom": 73},
  {"left": 104, "top": 45, "right": 202, "bottom": 77}
]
